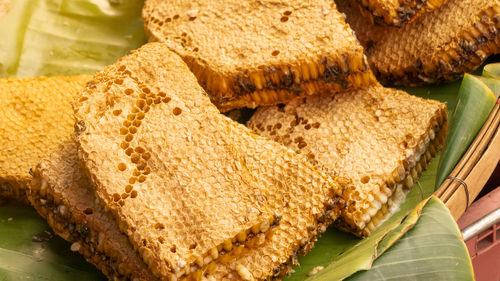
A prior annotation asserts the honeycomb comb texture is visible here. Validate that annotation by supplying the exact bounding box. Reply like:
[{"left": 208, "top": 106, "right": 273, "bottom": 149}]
[
  {"left": 352, "top": 0, "right": 447, "bottom": 26},
  {"left": 143, "top": 0, "right": 376, "bottom": 111},
  {"left": 248, "top": 84, "right": 447, "bottom": 236},
  {"left": 28, "top": 141, "right": 158, "bottom": 281},
  {"left": 338, "top": 0, "right": 500, "bottom": 86},
  {"left": 74, "top": 43, "right": 343, "bottom": 280},
  {"left": 0, "top": 75, "right": 90, "bottom": 202}
]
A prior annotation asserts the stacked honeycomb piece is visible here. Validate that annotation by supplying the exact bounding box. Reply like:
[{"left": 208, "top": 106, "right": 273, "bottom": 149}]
[
  {"left": 248, "top": 84, "right": 447, "bottom": 236},
  {"left": 337, "top": 0, "right": 500, "bottom": 86},
  {"left": 143, "top": 0, "right": 376, "bottom": 111}
]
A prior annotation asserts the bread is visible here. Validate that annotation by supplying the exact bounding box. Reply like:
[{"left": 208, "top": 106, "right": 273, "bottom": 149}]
[
  {"left": 337, "top": 0, "right": 500, "bottom": 86},
  {"left": 0, "top": 75, "right": 90, "bottom": 202},
  {"left": 74, "top": 43, "right": 344, "bottom": 280},
  {"left": 247, "top": 84, "right": 447, "bottom": 236},
  {"left": 143, "top": 0, "right": 376, "bottom": 111},
  {"left": 28, "top": 141, "right": 158, "bottom": 281},
  {"left": 351, "top": 0, "right": 446, "bottom": 26}
]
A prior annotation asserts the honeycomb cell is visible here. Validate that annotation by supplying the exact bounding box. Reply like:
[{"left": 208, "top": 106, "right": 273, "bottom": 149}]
[
  {"left": 118, "top": 163, "right": 127, "bottom": 171},
  {"left": 173, "top": 107, "right": 182, "bottom": 115},
  {"left": 130, "top": 190, "right": 138, "bottom": 198}
]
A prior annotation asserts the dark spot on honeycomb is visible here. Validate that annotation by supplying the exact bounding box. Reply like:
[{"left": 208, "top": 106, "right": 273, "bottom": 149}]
[
  {"left": 125, "top": 148, "right": 133, "bottom": 156},
  {"left": 136, "top": 100, "right": 146, "bottom": 109},
  {"left": 131, "top": 154, "right": 140, "bottom": 164},
  {"left": 115, "top": 79, "right": 124, "bottom": 85},
  {"left": 159, "top": 237, "right": 165, "bottom": 244},
  {"left": 113, "top": 109, "right": 122, "bottom": 116},
  {"left": 135, "top": 147, "right": 145, "bottom": 154},
  {"left": 298, "top": 142, "right": 307, "bottom": 149},
  {"left": 155, "top": 223, "right": 165, "bottom": 231},
  {"left": 361, "top": 176, "right": 370, "bottom": 184},
  {"left": 173, "top": 14, "right": 179, "bottom": 19},
  {"left": 142, "top": 87, "right": 151, "bottom": 94},
  {"left": 193, "top": 47, "right": 199, "bottom": 52},
  {"left": 122, "top": 193, "right": 129, "bottom": 199},
  {"left": 173, "top": 107, "right": 182, "bottom": 115},
  {"left": 280, "top": 16, "right": 289, "bottom": 22},
  {"left": 118, "top": 65, "right": 126, "bottom": 72},
  {"left": 83, "top": 208, "right": 93, "bottom": 215},
  {"left": 129, "top": 177, "right": 136, "bottom": 184},
  {"left": 163, "top": 97, "right": 172, "bottom": 103},
  {"left": 166, "top": 18, "right": 171, "bottom": 22},
  {"left": 189, "top": 243, "right": 198, "bottom": 249},
  {"left": 312, "top": 122, "right": 320, "bottom": 128},
  {"left": 272, "top": 50, "right": 280, "bottom": 56},
  {"left": 125, "top": 134, "right": 133, "bottom": 142},
  {"left": 131, "top": 190, "right": 138, "bottom": 198},
  {"left": 284, "top": 10, "right": 292, "bottom": 16},
  {"left": 170, "top": 245, "right": 177, "bottom": 253},
  {"left": 80, "top": 225, "right": 90, "bottom": 238},
  {"left": 125, "top": 185, "right": 133, "bottom": 193},
  {"left": 138, "top": 176, "right": 146, "bottom": 183},
  {"left": 118, "top": 163, "right": 127, "bottom": 171},
  {"left": 305, "top": 124, "right": 311, "bottom": 130},
  {"left": 121, "top": 142, "right": 129, "bottom": 149},
  {"left": 113, "top": 193, "right": 121, "bottom": 202},
  {"left": 137, "top": 161, "right": 147, "bottom": 171},
  {"left": 129, "top": 126, "right": 138, "bottom": 134}
]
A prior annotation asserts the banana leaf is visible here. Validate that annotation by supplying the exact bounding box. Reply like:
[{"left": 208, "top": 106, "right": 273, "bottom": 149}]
[
  {"left": 345, "top": 197, "right": 473, "bottom": 281},
  {"left": 0, "top": 0, "right": 146, "bottom": 77},
  {"left": 0, "top": 1, "right": 483, "bottom": 280},
  {"left": 483, "top": 62, "right": 500, "bottom": 79},
  {"left": 435, "top": 74, "right": 499, "bottom": 188}
]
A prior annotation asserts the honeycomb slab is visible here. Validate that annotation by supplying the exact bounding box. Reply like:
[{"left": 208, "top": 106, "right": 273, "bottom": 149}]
[
  {"left": 74, "top": 43, "right": 343, "bottom": 280},
  {"left": 143, "top": 0, "right": 376, "bottom": 111},
  {"left": 337, "top": 0, "right": 500, "bottom": 86},
  {"left": 248, "top": 84, "right": 447, "bottom": 236}
]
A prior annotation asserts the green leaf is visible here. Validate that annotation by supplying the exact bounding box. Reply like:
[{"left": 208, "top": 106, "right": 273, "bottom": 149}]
[
  {"left": 0, "top": 0, "right": 146, "bottom": 77},
  {"left": 476, "top": 75, "right": 500, "bottom": 98},
  {"left": 483, "top": 62, "right": 500, "bottom": 79},
  {"left": 436, "top": 74, "right": 497, "bottom": 187},
  {"left": 346, "top": 197, "right": 474, "bottom": 281},
  {"left": 0, "top": 203, "right": 106, "bottom": 280}
]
